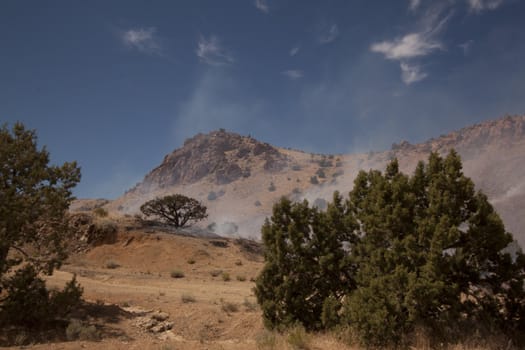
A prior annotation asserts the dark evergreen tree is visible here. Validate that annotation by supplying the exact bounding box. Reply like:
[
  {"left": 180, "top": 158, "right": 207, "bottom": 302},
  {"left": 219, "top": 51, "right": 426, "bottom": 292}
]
[
  {"left": 254, "top": 195, "right": 356, "bottom": 330},
  {"left": 256, "top": 150, "right": 525, "bottom": 347},
  {"left": 0, "top": 123, "right": 82, "bottom": 327},
  {"left": 344, "top": 151, "right": 525, "bottom": 346}
]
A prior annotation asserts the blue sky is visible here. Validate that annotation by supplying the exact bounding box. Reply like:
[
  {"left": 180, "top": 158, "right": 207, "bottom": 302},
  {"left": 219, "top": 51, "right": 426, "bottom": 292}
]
[{"left": 1, "top": 0, "right": 525, "bottom": 199}]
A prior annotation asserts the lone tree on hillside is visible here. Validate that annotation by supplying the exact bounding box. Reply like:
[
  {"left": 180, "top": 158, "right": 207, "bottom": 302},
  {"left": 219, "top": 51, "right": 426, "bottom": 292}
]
[
  {"left": 140, "top": 194, "right": 208, "bottom": 228},
  {"left": 0, "top": 123, "right": 83, "bottom": 328}
]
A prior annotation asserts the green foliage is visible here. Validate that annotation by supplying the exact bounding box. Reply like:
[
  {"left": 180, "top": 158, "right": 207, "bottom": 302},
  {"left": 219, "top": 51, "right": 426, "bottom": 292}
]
[
  {"left": 321, "top": 295, "right": 341, "bottom": 329},
  {"left": 254, "top": 193, "right": 357, "bottom": 330},
  {"left": 255, "top": 151, "right": 525, "bottom": 347},
  {"left": 0, "top": 266, "right": 83, "bottom": 328},
  {"left": 140, "top": 194, "right": 207, "bottom": 228},
  {"left": 0, "top": 123, "right": 81, "bottom": 328}
]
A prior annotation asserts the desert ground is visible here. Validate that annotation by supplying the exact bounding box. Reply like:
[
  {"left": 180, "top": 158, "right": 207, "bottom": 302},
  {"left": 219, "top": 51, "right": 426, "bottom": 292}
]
[{"left": 2, "top": 218, "right": 356, "bottom": 350}]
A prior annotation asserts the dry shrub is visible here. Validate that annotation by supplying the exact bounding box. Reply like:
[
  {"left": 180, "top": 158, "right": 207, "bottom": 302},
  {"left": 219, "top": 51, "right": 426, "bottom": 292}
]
[
  {"left": 170, "top": 270, "right": 185, "bottom": 278},
  {"left": 181, "top": 293, "right": 196, "bottom": 303},
  {"left": 65, "top": 319, "right": 99, "bottom": 341},
  {"left": 221, "top": 301, "right": 239, "bottom": 313}
]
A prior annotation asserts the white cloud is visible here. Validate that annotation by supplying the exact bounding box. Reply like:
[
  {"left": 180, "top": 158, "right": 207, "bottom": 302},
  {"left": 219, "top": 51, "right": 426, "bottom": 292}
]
[
  {"left": 255, "top": 0, "right": 269, "bottom": 13},
  {"left": 409, "top": 0, "right": 422, "bottom": 11},
  {"left": 467, "top": 0, "right": 504, "bottom": 12},
  {"left": 371, "top": 33, "right": 442, "bottom": 60},
  {"left": 370, "top": 7, "right": 452, "bottom": 84},
  {"left": 121, "top": 27, "right": 162, "bottom": 55},
  {"left": 318, "top": 23, "right": 339, "bottom": 44},
  {"left": 282, "top": 70, "right": 304, "bottom": 80},
  {"left": 289, "top": 45, "right": 300, "bottom": 56},
  {"left": 196, "top": 36, "right": 234, "bottom": 66},
  {"left": 400, "top": 62, "right": 427, "bottom": 84}
]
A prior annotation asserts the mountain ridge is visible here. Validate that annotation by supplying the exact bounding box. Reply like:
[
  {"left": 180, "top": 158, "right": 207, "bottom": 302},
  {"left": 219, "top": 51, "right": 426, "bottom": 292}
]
[{"left": 99, "top": 114, "right": 525, "bottom": 247}]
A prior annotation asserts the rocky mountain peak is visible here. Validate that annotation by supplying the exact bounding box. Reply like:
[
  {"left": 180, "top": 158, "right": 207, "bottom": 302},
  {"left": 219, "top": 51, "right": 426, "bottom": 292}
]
[{"left": 132, "top": 129, "right": 289, "bottom": 193}]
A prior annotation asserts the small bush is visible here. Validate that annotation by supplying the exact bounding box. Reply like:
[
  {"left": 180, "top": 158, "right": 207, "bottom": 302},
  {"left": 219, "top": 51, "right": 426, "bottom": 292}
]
[
  {"left": 292, "top": 165, "right": 302, "bottom": 171},
  {"left": 222, "top": 272, "right": 231, "bottom": 281},
  {"left": 235, "top": 259, "right": 243, "bottom": 266},
  {"left": 181, "top": 293, "right": 196, "bottom": 303},
  {"left": 207, "top": 191, "right": 218, "bottom": 201},
  {"left": 187, "top": 258, "right": 196, "bottom": 264},
  {"left": 92, "top": 207, "right": 108, "bottom": 217},
  {"left": 236, "top": 275, "right": 247, "bottom": 282},
  {"left": 316, "top": 169, "right": 326, "bottom": 178},
  {"left": 310, "top": 176, "right": 319, "bottom": 185},
  {"left": 50, "top": 275, "right": 84, "bottom": 318},
  {"left": 210, "top": 269, "right": 223, "bottom": 277},
  {"left": 0, "top": 266, "right": 53, "bottom": 327},
  {"left": 244, "top": 298, "right": 258, "bottom": 312},
  {"left": 66, "top": 319, "right": 99, "bottom": 341},
  {"left": 268, "top": 182, "right": 276, "bottom": 192},
  {"left": 221, "top": 301, "right": 239, "bottom": 313},
  {"left": 254, "top": 200, "right": 262, "bottom": 207},
  {"left": 0, "top": 267, "right": 84, "bottom": 329},
  {"left": 170, "top": 270, "right": 185, "bottom": 278},
  {"left": 105, "top": 260, "right": 120, "bottom": 269}
]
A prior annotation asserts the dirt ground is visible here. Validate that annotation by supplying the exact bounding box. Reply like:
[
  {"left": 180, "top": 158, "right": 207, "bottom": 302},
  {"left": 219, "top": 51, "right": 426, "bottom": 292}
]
[
  {"left": 1, "top": 225, "right": 512, "bottom": 350},
  {"left": 27, "top": 229, "right": 265, "bottom": 350}
]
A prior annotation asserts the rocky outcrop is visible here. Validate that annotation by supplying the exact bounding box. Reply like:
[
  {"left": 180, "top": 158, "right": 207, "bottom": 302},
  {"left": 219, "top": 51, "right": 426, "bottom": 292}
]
[{"left": 130, "top": 129, "right": 289, "bottom": 192}]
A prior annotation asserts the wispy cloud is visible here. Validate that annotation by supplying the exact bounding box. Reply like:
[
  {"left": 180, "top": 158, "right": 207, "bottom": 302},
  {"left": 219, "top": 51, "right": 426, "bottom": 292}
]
[
  {"left": 409, "top": 0, "right": 422, "bottom": 12},
  {"left": 255, "top": 0, "right": 269, "bottom": 13},
  {"left": 371, "top": 33, "right": 442, "bottom": 60},
  {"left": 289, "top": 45, "right": 300, "bottom": 56},
  {"left": 196, "top": 36, "right": 234, "bottom": 66},
  {"left": 318, "top": 23, "right": 339, "bottom": 44},
  {"left": 121, "top": 27, "right": 162, "bottom": 55},
  {"left": 400, "top": 62, "right": 427, "bottom": 84},
  {"left": 467, "top": 0, "right": 505, "bottom": 13},
  {"left": 282, "top": 70, "right": 304, "bottom": 80},
  {"left": 370, "top": 6, "right": 452, "bottom": 84}
]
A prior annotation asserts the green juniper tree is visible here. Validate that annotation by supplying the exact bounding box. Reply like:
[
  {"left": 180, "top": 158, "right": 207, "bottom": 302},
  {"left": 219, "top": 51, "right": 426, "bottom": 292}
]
[
  {"left": 256, "top": 150, "right": 525, "bottom": 346},
  {"left": 254, "top": 193, "right": 356, "bottom": 330},
  {"left": 344, "top": 151, "right": 525, "bottom": 346},
  {"left": 0, "top": 123, "right": 82, "bottom": 328}
]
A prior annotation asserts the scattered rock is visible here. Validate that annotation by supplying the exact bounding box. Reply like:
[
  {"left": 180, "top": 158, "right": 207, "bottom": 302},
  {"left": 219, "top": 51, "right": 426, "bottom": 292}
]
[{"left": 131, "top": 309, "right": 173, "bottom": 335}]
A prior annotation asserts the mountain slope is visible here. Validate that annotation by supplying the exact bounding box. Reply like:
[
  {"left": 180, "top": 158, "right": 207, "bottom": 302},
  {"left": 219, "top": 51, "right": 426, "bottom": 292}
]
[{"left": 106, "top": 115, "right": 525, "bottom": 247}]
